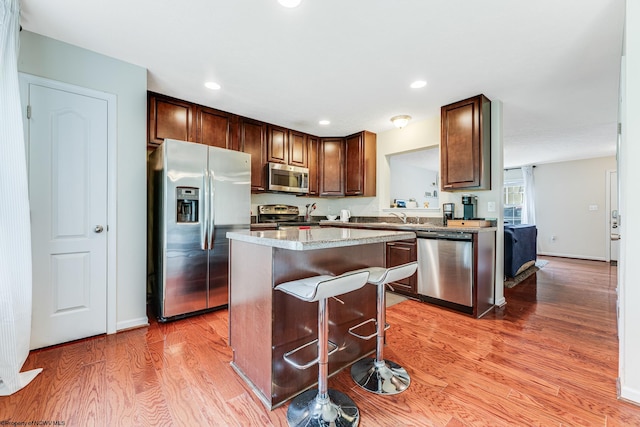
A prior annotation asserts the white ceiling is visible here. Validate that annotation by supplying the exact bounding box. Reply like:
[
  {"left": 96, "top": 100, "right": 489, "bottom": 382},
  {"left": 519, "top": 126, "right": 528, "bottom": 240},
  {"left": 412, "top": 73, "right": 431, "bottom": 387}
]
[{"left": 19, "top": 0, "right": 625, "bottom": 169}]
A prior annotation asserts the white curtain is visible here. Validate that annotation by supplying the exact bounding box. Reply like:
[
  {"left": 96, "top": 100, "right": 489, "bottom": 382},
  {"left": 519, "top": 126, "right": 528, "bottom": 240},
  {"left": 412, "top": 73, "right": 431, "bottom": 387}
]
[
  {"left": 0, "top": 0, "right": 42, "bottom": 395},
  {"left": 521, "top": 165, "right": 536, "bottom": 225}
]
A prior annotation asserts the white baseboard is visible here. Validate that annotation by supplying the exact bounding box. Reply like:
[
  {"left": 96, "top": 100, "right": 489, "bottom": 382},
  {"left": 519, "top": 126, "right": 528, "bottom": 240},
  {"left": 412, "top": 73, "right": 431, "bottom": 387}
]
[
  {"left": 495, "top": 297, "right": 506, "bottom": 307},
  {"left": 115, "top": 316, "right": 149, "bottom": 333},
  {"left": 620, "top": 384, "right": 640, "bottom": 406},
  {"left": 537, "top": 252, "right": 606, "bottom": 262}
]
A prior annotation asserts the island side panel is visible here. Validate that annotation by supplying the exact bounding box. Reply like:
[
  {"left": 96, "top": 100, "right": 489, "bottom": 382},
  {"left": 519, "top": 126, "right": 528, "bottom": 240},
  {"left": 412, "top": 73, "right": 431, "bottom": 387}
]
[
  {"left": 229, "top": 239, "right": 274, "bottom": 404},
  {"left": 270, "top": 243, "right": 382, "bottom": 407}
]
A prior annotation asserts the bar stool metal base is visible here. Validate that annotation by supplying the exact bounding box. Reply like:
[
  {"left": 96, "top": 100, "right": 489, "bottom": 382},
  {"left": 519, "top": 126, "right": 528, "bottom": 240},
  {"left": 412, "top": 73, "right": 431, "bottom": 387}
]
[
  {"left": 350, "top": 358, "right": 410, "bottom": 395},
  {"left": 286, "top": 388, "right": 360, "bottom": 427}
]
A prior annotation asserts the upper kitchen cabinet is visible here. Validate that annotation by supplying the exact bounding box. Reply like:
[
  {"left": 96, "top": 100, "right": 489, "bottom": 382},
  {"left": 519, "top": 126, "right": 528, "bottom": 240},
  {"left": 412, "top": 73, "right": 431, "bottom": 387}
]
[
  {"left": 148, "top": 92, "right": 196, "bottom": 148},
  {"left": 288, "top": 130, "right": 308, "bottom": 168},
  {"left": 195, "top": 106, "right": 235, "bottom": 149},
  {"left": 440, "top": 94, "right": 491, "bottom": 191},
  {"left": 267, "top": 125, "right": 288, "bottom": 164},
  {"left": 307, "top": 136, "right": 319, "bottom": 196},
  {"left": 238, "top": 118, "right": 267, "bottom": 192},
  {"left": 319, "top": 138, "right": 345, "bottom": 196},
  {"left": 345, "top": 131, "right": 376, "bottom": 196}
]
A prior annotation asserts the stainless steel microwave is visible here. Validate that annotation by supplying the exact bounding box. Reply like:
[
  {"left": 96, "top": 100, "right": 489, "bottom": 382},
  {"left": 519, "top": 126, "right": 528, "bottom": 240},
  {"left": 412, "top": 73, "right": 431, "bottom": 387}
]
[{"left": 267, "top": 162, "right": 309, "bottom": 194}]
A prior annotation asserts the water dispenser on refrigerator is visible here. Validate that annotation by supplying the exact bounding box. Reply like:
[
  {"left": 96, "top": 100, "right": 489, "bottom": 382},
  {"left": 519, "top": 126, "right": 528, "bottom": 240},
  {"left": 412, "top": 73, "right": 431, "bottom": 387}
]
[{"left": 176, "top": 187, "right": 199, "bottom": 223}]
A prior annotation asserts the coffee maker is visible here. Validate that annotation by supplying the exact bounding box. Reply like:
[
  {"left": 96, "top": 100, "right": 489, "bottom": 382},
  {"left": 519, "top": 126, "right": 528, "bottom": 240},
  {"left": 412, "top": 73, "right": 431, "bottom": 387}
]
[
  {"left": 461, "top": 194, "right": 477, "bottom": 220},
  {"left": 442, "top": 203, "right": 455, "bottom": 225}
]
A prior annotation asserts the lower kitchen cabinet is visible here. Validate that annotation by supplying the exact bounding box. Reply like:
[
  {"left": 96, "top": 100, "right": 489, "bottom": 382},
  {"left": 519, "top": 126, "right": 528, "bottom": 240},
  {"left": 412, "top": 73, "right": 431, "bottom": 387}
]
[{"left": 385, "top": 239, "right": 417, "bottom": 296}]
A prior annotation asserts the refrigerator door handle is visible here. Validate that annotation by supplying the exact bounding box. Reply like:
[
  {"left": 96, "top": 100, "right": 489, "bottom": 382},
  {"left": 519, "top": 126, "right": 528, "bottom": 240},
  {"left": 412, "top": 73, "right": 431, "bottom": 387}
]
[
  {"left": 201, "top": 169, "right": 208, "bottom": 250},
  {"left": 209, "top": 169, "right": 216, "bottom": 248}
]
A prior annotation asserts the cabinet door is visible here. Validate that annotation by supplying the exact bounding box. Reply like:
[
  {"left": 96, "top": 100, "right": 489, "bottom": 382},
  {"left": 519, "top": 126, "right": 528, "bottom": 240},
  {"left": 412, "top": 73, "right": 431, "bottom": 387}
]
[
  {"left": 344, "top": 133, "right": 363, "bottom": 195},
  {"left": 440, "top": 94, "right": 491, "bottom": 190},
  {"left": 307, "top": 136, "right": 319, "bottom": 196},
  {"left": 345, "top": 131, "right": 376, "bottom": 197},
  {"left": 148, "top": 92, "right": 196, "bottom": 147},
  {"left": 267, "top": 125, "right": 288, "bottom": 164},
  {"left": 196, "top": 106, "right": 235, "bottom": 149},
  {"left": 319, "top": 138, "right": 344, "bottom": 196},
  {"left": 239, "top": 118, "right": 267, "bottom": 192},
  {"left": 386, "top": 240, "right": 417, "bottom": 295},
  {"left": 288, "top": 130, "right": 308, "bottom": 168}
]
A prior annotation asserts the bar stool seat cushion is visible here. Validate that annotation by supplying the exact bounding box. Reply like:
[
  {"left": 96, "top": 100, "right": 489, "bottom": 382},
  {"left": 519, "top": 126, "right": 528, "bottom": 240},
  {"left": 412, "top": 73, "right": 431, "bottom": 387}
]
[
  {"left": 355, "top": 262, "right": 418, "bottom": 287},
  {"left": 275, "top": 271, "right": 370, "bottom": 302}
]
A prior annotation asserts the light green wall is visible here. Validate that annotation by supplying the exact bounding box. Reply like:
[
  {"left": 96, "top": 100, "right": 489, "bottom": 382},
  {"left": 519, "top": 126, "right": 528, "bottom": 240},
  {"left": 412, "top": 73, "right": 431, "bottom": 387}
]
[{"left": 18, "top": 31, "right": 148, "bottom": 330}]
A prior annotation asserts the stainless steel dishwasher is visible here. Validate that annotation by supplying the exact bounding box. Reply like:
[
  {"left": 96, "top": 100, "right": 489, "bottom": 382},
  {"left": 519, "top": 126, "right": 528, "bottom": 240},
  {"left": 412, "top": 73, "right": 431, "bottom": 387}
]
[{"left": 416, "top": 230, "right": 474, "bottom": 314}]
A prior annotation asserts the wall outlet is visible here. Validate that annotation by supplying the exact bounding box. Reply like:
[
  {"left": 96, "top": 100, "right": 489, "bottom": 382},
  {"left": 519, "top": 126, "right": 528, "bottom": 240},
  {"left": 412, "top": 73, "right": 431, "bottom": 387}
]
[
  {"left": 487, "top": 201, "right": 496, "bottom": 212},
  {"left": 589, "top": 204, "right": 599, "bottom": 211}
]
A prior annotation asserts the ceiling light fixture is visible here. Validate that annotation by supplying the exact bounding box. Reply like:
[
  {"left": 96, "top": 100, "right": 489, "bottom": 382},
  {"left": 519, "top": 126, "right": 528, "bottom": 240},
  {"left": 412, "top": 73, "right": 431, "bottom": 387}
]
[
  {"left": 410, "top": 80, "right": 427, "bottom": 89},
  {"left": 278, "top": 0, "right": 301, "bottom": 7},
  {"left": 391, "top": 115, "right": 411, "bottom": 129},
  {"left": 319, "top": 120, "right": 330, "bottom": 125},
  {"left": 204, "top": 81, "right": 221, "bottom": 90}
]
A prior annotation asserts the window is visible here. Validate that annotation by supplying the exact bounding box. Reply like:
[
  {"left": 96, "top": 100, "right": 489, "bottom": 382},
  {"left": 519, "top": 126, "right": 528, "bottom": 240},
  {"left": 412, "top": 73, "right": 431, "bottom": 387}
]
[{"left": 504, "top": 170, "right": 524, "bottom": 224}]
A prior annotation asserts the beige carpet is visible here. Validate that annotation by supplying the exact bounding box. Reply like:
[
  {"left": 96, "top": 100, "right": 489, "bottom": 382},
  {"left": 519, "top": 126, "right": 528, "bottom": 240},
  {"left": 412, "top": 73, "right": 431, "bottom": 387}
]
[{"left": 505, "top": 260, "right": 549, "bottom": 288}]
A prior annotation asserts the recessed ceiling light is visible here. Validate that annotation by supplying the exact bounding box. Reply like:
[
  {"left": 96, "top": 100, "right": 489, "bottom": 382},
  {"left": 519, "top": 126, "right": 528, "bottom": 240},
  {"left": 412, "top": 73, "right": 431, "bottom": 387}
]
[
  {"left": 319, "top": 120, "right": 330, "bottom": 125},
  {"left": 410, "top": 80, "right": 427, "bottom": 89},
  {"left": 205, "top": 81, "right": 221, "bottom": 90},
  {"left": 278, "top": 0, "right": 301, "bottom": 7}
]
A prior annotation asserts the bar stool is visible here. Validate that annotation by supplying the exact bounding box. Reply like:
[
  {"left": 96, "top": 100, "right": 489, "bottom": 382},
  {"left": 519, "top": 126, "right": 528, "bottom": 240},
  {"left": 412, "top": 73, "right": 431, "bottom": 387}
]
[
  {"left": 275, "top": 270, "right": 370, "bottom": 427},
  {"left": 349, "top": 262, "right": 418, "bottom": 395}
]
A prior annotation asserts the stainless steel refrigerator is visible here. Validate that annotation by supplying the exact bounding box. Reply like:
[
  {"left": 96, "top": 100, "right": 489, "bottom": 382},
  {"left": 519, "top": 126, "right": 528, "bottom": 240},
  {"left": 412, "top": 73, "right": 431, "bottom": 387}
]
[{"left": 148, "top": 139, "right": 251, "bottom": 321}]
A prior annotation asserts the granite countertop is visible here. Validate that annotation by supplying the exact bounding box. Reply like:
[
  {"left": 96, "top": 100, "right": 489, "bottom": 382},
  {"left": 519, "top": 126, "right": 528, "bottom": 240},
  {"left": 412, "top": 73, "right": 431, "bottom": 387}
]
[
  {"left": 226, "top": 227, "right": 416, "bottom": 251},
  {"left": 318, "top": 220, "right": 497, "bottom": 233}
]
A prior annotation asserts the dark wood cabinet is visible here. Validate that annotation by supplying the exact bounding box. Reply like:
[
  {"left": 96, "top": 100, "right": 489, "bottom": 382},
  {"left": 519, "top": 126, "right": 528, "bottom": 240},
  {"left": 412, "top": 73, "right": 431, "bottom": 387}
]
[
  {"left": 319, "top": 138, "right": 345, "bottom": 196},
  {"left": 148, "top": 92, "right": 195, "bottom": 147},
  {"left": 238, "top": 118, "right": 267, "bottom": 192},
  {"left": 288, "top": 130, "right": 308, "bottom": 168},
  {"left": 196, "top": 106, "right": 235, "bottom": 149},
  {"left": 440, "top": 94, "right": 491, "bottom": 191},
  {"left": 267, "top": 126, "right": 308, "bottom": 168},
  {"left": 345, "top": 131, "right": 376, "bottom": 196},
  {"left": 147, "top": 91, "right": 376, "bottom": 199},
  {"left": 307, "top": 136, "right": 319, "bottom": 196},
  {"left": 267, "top": 125, "right": 288, "bottom": 164},
  {"left": 385, "top": 239, "right": 418, "bottom": 296}
]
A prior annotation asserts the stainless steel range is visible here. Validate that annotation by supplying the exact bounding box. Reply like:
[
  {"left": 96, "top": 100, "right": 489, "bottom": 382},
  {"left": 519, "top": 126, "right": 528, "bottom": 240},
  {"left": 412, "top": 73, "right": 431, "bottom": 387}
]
[
  {"left": 257, "top": 204, "right": 300, "bottom": 224},
  {"left": 256, "top": 204, "right": 318, "bottom": 227}
]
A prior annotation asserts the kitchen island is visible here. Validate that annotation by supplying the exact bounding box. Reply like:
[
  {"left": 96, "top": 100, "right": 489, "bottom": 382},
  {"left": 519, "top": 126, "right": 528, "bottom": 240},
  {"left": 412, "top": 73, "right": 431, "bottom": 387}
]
[
  {"left": 226, "top": 227, "right": 416, "bottom": 409},
  {"left": 319, "top": 220, "right": 497, "bottom": 318}
]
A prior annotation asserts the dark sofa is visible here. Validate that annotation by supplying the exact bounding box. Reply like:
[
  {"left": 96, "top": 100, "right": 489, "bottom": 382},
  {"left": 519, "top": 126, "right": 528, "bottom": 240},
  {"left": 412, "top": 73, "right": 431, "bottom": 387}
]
[{"left": 504, "top": 224, "right": 537, "bottom": 278}]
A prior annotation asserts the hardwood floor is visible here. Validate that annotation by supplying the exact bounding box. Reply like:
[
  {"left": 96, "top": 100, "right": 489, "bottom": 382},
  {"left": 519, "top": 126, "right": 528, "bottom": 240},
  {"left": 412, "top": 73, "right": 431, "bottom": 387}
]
[{"left": 3, "top": 256, "right": 639, "bottom": 426}]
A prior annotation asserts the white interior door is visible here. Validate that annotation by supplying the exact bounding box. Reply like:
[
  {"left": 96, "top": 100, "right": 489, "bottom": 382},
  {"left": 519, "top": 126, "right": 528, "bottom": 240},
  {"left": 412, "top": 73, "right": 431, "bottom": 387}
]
[{"left": 24, "top": 80, "right": 108, "bottom": 349}]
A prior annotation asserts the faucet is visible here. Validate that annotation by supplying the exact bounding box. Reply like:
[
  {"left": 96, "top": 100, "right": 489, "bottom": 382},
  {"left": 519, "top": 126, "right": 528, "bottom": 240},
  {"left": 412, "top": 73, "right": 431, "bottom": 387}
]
[
  {"left": 304, "top": 203, "right": 317, "bottom": 221},
  {"left": 389, "top": 212, "right": 407, "bottom": 224}
]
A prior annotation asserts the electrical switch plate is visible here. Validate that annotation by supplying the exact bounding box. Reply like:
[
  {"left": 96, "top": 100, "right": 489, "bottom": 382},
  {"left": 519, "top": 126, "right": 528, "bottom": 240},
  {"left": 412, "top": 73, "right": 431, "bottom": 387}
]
[
  {"left": 589, "top": 204, "right": 599, "bottom": 211},
  {"left": 487, "top": 201, "right": 496, "bottom": 212}
]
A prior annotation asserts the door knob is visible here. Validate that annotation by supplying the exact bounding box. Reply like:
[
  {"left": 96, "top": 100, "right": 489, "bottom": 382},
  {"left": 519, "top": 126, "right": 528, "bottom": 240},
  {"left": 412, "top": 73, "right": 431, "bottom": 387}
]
[{"left": 94, "top": 225, "right": 104, "bottom": 233}]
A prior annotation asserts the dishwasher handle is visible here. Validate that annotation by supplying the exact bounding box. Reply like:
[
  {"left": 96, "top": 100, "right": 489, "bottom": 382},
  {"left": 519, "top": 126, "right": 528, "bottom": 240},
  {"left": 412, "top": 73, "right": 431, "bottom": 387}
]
[{"left": 416, "top": 231, "right": 473, "bottom": 241}]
